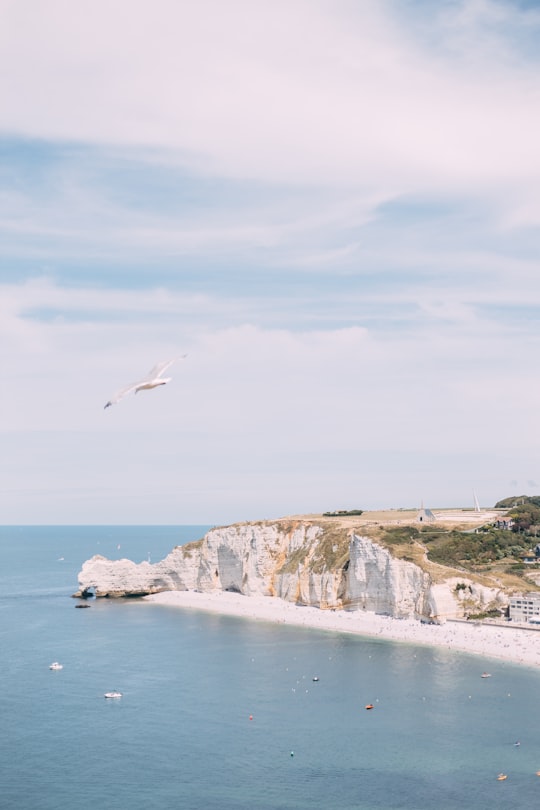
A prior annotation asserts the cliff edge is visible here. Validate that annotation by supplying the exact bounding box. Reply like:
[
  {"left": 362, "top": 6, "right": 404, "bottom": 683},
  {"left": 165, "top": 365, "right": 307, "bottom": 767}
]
[{"left": 75, "top": 518, "right": 506, "bottom": 620}]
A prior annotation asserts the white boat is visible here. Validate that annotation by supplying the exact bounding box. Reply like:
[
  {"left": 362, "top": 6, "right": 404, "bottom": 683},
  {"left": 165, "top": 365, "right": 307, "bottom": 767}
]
[
  {"left": 481, "top": 672, "right": 492, "bottom": 678},
  {"left": 104, "top": 691, "right": 123, "bottom": 699},
  {"left": 49, "top": 662, "right": 63, "bottom": 670}
]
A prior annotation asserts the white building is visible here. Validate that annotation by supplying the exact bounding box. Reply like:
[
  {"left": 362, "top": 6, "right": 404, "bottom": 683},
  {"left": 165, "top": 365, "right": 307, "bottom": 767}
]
[
  {"left": 416, "top": 501, "right": 436, "bottom": 523},
  {"left": 509, "top": 593, "right": 540, "bottom": 624}
]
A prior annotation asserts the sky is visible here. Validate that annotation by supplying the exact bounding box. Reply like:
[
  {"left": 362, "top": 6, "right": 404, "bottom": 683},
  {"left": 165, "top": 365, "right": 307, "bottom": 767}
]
[{"left": 1, "top": 0, "right": 540, "bottom": 525}]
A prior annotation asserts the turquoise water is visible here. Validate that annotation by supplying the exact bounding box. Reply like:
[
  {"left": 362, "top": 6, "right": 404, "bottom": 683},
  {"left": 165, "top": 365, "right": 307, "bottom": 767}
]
[{"left": 1, "top": 526, "right": 540, "bottom": 810}]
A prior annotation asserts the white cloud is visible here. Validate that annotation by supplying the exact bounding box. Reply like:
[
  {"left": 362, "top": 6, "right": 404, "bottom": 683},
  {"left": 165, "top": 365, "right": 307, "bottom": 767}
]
[
  {"left": 1, "top": 0, "right": 539, "bottom": 207},
  {"left": 2, "top": 277, "right": 538, "bottom": 441}
]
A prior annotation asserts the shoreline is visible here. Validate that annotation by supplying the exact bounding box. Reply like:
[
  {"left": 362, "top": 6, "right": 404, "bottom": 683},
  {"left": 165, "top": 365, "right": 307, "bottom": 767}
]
[{"left": 145, "top": 590, "right": 540, "bottom": 669}]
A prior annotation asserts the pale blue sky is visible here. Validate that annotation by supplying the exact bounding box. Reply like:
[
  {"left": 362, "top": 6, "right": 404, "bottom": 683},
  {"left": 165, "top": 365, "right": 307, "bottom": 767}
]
[{"left": 2, "top": 0, "right": 539, "bottom": 524}]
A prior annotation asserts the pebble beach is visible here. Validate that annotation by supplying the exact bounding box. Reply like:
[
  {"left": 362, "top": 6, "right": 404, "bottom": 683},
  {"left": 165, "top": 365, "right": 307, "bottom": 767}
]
[{"left": 145, "top": 589, "right": 540, "bottom": 669}]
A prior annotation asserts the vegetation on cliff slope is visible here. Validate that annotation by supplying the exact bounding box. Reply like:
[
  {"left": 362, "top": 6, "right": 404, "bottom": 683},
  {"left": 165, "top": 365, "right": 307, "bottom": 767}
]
[
  {"left": 495, "top": 495, "right": 540, "bottom": 535},
  {"left": 372, "top": 523, "right": 532, "bottom": 566},
  {"left": 276, "top": 523, "right": 350, "bottom": 575},
  {"left": 420, "top": 527, "right": 530, "bottom": 567}
]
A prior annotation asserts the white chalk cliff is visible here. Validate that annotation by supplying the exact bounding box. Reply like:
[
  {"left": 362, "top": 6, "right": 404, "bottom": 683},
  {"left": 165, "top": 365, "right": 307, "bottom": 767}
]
[{"left": 75, "top": 520, "right": 506, "bottom": 620}]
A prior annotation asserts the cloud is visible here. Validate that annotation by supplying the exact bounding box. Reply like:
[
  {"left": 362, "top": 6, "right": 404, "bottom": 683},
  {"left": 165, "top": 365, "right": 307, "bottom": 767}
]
[
  {"left": 1, "top": 1, "right": 539, "bottom": 207},
  {"left": 2, "top": 277, "right": 538, "bottom": 444}
]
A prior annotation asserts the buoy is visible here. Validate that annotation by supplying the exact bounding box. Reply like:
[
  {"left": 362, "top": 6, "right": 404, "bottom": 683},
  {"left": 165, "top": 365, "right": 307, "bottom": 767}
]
[
  {"left": 249, "top": 715, "right": 253, "bottom": 720},
  {"left": 290, "top": 751, "right": 294, "bottom": 757}
]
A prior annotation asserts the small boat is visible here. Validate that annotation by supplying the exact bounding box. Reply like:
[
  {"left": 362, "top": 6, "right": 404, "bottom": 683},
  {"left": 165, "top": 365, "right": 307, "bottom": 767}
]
[
  {"left": 75, "top": 603, "right": 91, "bottom": 608},
  {"left": 49, "top": 662, "right": 63, "bottom": 670},
  {"left": 104, "top": 691, "right": 122, "bottom": 699},
  {"left": 497, "top": 773, "right": 507, "bottom": 781},
  {"left": 312, "top": 676, "right": 319, "bottom": 682},
  {"left": 365, "top": 704, "right": 374, "bottom": 710},
  {"left": 481, "top": 672, "right": 492, "bottom": 678}
]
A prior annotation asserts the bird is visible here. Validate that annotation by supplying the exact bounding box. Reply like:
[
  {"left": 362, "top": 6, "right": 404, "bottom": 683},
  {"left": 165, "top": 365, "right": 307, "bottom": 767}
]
[{"left": 104, "top": 356, "right": 187, "bottom": 409}]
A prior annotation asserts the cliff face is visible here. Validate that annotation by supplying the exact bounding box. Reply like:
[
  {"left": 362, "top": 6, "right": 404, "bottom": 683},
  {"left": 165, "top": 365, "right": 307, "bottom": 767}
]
[{"left": 75, "top": 520, "right": 505, "bottom": 620}]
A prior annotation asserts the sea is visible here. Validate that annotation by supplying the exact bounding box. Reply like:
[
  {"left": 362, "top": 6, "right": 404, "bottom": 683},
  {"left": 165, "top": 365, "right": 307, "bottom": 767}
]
[{"left": 1, "top": 526, "right": 540, "bottom": 810}]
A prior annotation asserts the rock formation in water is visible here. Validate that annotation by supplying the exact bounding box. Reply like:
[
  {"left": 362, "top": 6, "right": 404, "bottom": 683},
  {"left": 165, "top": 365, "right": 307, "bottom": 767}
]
[{"left": 74, "top": 520, "right": 506, "bottom": 620}]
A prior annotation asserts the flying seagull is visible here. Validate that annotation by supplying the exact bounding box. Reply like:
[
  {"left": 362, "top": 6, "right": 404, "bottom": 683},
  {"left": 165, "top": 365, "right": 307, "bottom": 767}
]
[{"left": 104, "top": 356, "right": 187, "bottom": 409}]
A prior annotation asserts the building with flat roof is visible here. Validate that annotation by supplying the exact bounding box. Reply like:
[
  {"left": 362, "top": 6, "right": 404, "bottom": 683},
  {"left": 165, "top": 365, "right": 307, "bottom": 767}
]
[{"left": 509, "top": 593, "right": 540, "bottom": 624}]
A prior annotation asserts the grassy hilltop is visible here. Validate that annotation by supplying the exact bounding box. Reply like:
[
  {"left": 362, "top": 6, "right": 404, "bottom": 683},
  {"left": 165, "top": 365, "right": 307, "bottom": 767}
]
[{"left": 274, "top": 496, "right": 540, "bottom": 595}]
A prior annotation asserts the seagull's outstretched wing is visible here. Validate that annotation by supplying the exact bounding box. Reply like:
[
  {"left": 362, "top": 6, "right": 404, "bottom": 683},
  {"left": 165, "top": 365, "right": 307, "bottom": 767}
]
[
  {"left": 146, "top": 355, "right": 187, "bottom": 380},
  {"left": 104, "top": 380, "right": 142, "bottom": 408}
]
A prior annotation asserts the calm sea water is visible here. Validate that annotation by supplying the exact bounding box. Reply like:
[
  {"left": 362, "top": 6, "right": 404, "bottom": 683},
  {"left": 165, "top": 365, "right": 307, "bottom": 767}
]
[{"left": 1, "top": 526, "right": 540, "bottom": 810}]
